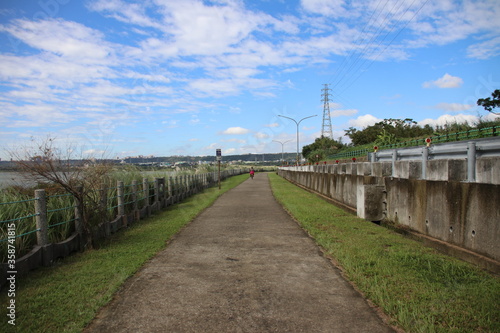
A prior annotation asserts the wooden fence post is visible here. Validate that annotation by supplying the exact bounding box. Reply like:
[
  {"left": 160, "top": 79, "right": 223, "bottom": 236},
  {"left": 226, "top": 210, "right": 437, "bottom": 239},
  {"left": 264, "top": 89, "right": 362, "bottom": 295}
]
[
  {"left": 132, "top": 180, "right": 139, "bottom": 221},
  {"left": 154, "top": 178, "right": 160, "bottom": 211},
  {"left": 143, "top": 178, "right": 151, "bottom": 217},
  {"left": 74, "top": 186, "right": 83, "bottom": 235},
  {"left": 168, "top": 177, "right": 173, "bottom": 204},
  {"left": 74, "top": 185, "right": 84, "bottom": 250},
  {"left": 117, "top": 181, "right": 125, "bottom": 227},
  {"left": 35, "top": 189, "right": 48, "bottom": 247},
  {"left": 117, "top": 181, "right": 125, "bottom": 216},
  {"left": 174, "top": 176, "right": 179, "bottom": 203},
  {"left": 100, "top": 183, "right": 110, "bottom": 237}
]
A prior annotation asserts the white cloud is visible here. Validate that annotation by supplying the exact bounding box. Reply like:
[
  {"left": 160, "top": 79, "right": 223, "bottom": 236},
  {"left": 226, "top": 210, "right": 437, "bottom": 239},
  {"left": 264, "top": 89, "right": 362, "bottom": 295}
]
[
  {"left": 467, "top": 36, "right": 500, "bottom": 59},
  {"left": 433, "top": 103, "right": 474, "bottom": 112},
  {"left": 222, "top": 138, "right": 246, "bottom": 144},
  {"left": 83, "top": 149, "right": 107, "bottom": 156},
  {"left": 160, "top": 1, "right": 262, "bottom": 56},
  {"left": 88, "top": 0, "right": 163, "bottom": 30},
  {"left": 229, "top": 107, "right": 242, "bottom": 114},
  {"left": 331, "top": 109, "right": 358, "bottom": 117},
  {"left": 189, "top": 115, "right": 200, "bottom": 125},
  {"left": 423, "top": 74, "right": 463, "bottom": 89},
  {"left": 224, "top": 148, "right": 237, "bottom": 154},
  {"left": 254, "top": 132, "right": 269, "bottom": 140},
  {"left": 220, "top": 127, "right": 250, "bottom": 135},
  {"left": 418, "top": 114, "right": 480, "bottom": 127},
  {"left": 0, "top": 19, "right": 114, "bottom": 62},
  {"left": 301, "top": 0, "right": 348, "bottom": 18},
  {"left": 189, "top": 78, "right": 241, "bottom": 96},
  {"left": 348, "top": 114, "right": 382, "bottom": 128}
]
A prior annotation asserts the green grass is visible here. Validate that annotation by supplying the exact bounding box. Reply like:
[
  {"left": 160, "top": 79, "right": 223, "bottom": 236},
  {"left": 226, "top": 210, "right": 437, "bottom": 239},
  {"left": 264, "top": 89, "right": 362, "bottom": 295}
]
[
  {"left": 0, "top": 174, "right": 248, "bottom": 333},
  {"left": 268, "top": 173, "right": 500, "bottom": 333}
]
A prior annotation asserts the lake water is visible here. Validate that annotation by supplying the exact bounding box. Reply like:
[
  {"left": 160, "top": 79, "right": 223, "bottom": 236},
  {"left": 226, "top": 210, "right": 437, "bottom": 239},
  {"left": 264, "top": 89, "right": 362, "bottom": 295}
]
[
  {"left": 0, "top": 170, "right": 181, "bottom": 190},
  {"left": 0, "top": 171, "right": 37, "bottom": 189}
]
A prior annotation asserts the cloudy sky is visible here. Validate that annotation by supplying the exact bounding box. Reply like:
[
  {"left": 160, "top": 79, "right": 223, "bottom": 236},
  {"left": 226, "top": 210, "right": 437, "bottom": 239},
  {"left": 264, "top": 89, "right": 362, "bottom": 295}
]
[{"left": 1, "top": 0, "right": 499, "bottom": 160}]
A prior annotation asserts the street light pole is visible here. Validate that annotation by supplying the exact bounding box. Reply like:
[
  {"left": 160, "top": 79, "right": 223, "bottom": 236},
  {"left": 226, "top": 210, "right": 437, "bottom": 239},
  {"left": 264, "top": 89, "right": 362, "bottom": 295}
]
[
  {"left": 272, "top": 140, "right": 291, "bottom": 165},
  {"left": 278, "top": 114, "right": 317, "bottom": 165}
]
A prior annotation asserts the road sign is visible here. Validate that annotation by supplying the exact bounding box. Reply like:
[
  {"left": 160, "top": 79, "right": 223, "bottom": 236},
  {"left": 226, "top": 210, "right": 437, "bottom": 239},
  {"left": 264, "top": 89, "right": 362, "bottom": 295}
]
[{"left": 216, "top": 149, "right": 221, "bottom": 189}]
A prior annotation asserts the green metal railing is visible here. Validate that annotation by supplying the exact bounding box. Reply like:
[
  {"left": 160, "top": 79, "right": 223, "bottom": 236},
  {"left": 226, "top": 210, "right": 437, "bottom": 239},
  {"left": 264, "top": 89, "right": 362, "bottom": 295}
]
[{"left": 329, "top": 126, "right": 499, "bottom": 160}]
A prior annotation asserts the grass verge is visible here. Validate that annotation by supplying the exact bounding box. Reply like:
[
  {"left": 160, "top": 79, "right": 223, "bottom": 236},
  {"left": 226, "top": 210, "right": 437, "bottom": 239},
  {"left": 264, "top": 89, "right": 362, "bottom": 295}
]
[
  {"left": 0, "top": 174, "right": 249, "bottom": 333},
  {"left": 269, "top": 173, "right": 500, "bottom": 333}
]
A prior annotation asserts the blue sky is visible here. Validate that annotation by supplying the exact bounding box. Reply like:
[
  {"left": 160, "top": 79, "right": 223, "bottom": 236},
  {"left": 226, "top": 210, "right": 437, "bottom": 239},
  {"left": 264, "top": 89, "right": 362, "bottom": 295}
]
[{"left": 1, "top": 0, "right": 499, "bottom": 160}]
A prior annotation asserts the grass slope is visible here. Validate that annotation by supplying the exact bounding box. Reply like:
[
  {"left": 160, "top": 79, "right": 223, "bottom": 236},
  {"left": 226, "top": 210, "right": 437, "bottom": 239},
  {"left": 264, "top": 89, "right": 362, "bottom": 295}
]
[{"left": 269, "top": 173, "right": 500, "bottom": 333}]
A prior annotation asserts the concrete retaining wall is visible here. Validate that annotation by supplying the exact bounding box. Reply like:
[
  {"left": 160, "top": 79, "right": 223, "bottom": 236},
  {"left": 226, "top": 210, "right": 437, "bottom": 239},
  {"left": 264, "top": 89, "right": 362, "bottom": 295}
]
[{"left": 278, "top": 159, "right": 500, "bottom": 269}]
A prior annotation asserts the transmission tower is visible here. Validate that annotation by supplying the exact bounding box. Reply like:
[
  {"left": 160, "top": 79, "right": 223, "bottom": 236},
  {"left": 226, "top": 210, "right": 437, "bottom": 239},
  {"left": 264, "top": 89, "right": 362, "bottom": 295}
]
[{"left": 321, "top": 84, "right": 333, "bottom": 139}]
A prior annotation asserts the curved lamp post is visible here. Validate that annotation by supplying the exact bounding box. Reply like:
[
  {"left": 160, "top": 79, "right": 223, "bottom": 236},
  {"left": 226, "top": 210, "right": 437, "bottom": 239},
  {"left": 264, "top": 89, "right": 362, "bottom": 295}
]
[
  {"left": 278, "top": 114, "right": 317, "bottom": 165},
  {"left": 272, "top": 139, "right": 291, "bottom": 165}
]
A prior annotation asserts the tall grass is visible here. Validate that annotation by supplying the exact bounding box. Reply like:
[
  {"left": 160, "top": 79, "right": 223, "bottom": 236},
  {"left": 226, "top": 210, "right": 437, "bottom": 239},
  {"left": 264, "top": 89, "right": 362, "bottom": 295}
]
[
  {"left": 269, "top": 173, "right": 500, "bottom": 332},
  {"left": 0, "top": 166, "right": 221, "bottom": 262}
]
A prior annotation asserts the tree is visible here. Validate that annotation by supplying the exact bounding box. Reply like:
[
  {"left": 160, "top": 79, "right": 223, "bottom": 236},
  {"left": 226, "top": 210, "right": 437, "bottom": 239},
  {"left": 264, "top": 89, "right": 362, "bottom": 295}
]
[
  {"left": 477, "top": 89, "right": 500, "bottom": 115},
  {"left": 10, "top": 136, "right": 113, "bottom": 249},
  {"left": 302, "top": 136, "right": 344, "bottom": 162},
  {"left": 345, "top": 118, "right": 433, "bottom": 146}
]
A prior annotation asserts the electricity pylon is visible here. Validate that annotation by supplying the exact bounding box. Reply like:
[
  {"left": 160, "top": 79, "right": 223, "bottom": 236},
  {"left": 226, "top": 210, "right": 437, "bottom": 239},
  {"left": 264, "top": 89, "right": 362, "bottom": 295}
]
[{"left": 321, "top": 84, "right": 333, "bottom": 139}]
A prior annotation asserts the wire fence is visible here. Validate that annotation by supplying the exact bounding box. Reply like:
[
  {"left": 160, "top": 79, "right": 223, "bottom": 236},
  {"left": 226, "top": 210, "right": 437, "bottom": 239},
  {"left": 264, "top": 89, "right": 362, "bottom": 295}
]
[{"left": 0, "top": 170, "right": 242, "bottom": 263}]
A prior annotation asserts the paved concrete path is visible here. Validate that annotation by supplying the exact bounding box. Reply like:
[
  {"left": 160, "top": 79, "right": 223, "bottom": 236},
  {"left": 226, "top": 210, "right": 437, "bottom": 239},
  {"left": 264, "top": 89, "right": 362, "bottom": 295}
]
[{"left": 85, "top": 173, "right": 394, "bottom": 333}]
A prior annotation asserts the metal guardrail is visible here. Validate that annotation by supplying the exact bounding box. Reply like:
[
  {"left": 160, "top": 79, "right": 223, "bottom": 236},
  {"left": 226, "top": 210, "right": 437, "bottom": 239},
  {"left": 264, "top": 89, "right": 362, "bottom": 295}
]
[
  {"left": 368, "top": 137, "right": 500, "bottom": 182},
  {"left": 329, "top": 125, "right": 500, "bottom": 160},
  {"left": 370, "top": 137, "right": 500, "bottom": 162}
]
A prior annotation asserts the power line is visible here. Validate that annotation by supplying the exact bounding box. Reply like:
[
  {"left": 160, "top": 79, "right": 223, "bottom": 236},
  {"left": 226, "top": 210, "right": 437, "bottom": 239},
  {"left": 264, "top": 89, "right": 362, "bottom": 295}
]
[
  {"left": 335, "top": 0, "right": 430, "bottom": 97},
  {"left": 328, "top": 0, "right": 429, "bottom": 102}
]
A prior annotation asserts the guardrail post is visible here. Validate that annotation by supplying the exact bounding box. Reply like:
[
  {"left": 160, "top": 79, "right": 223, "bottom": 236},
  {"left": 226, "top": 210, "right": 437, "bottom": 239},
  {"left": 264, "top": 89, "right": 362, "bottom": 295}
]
[
  {"left": 391, "top": 150, "right": 397, "bottom": 177},
  {"left": 467, "top": 142, "right": 476, "bottom": 182},
  {"left": 368, "top": 152, "right": 375, "bottom": 163},
  {"left": 35, "top": 189, "right": 48, "bottom": 246}
]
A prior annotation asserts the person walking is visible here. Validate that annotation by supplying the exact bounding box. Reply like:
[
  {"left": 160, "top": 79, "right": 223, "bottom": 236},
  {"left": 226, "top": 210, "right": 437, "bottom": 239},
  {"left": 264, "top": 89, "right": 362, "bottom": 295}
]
[{"left": 249, "top": 167, "right": 255, "bottom": 179}]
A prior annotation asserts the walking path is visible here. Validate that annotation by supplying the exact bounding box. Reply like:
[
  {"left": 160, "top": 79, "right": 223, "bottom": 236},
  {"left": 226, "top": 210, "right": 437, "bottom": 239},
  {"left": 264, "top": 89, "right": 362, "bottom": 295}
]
[{"left": 85, "top": 173, "right": 394, "bottom": 332}]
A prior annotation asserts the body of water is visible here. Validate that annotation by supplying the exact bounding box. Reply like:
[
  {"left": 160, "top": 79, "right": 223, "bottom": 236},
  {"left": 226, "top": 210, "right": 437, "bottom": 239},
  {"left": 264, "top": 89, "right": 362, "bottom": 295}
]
[
  {"left": 0, "top": 171, "right": 37, "bottom": 189},
  {"left": 0, "top": 170, "right": 183, "bottom": 190}
]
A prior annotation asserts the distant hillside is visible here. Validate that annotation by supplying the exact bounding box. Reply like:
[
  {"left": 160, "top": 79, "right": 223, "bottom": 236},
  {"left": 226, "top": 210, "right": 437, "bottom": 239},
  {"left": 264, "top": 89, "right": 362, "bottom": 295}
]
[
  {"left": 0, "top": 153, "right": 298, "bottom": 170},
  {"left": 122, "top": 153, "right": 297, "bottom": 164}
]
